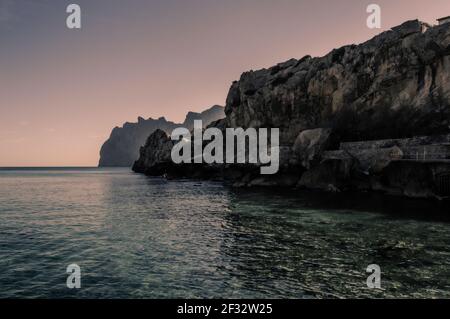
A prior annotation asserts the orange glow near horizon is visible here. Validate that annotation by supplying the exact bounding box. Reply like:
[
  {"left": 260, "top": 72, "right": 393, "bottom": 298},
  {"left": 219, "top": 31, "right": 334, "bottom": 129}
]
[{"left": 1, "top": 0, "right": 450, "bottom": 166}]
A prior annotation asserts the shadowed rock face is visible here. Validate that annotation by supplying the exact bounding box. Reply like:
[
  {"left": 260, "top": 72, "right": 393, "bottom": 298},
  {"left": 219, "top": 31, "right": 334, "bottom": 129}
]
[
  {"left": 131, "top": 129, "right": 174, "bottom": 175},
  {"left": 99, "top": 117, "right": 178, "bottom": 167},
  {"left": 99, "top": 105, "right": 224, "bottom": 167},
  {"left": 225, "top": 20, "right": 450, "bottom": 144},
  {"left": 293, "top": 128, "right": 337, "bottom": 169},
  {"left": 182, "top": 105, "right": 225, "bottom": 128},
  {"left": 132, "top": 20, "right": 450, "bottom": 199}
]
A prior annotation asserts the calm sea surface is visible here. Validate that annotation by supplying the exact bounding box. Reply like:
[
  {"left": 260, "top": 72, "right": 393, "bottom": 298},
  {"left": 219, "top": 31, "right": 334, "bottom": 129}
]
[{"left": 0, "top": 167, "right": 449, "bottom": 298}]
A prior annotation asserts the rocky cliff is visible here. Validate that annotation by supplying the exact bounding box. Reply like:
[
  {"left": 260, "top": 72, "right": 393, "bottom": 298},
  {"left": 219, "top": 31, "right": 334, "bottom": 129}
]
[
  {"left": 226, "top": 20, "right": 450, "bottom": 144},
  {"left": 99, "top": 105, "right": 224, "bottom": 167},
  {"left": 183, "top": 105, "right": 225, "bottom": 128},
  {"left": 133, "top": 20, "right": 450, "bottom": 199}
]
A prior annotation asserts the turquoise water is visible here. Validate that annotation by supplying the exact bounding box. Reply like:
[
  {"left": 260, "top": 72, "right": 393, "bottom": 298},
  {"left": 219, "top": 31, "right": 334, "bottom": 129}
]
[{"left": 0, "top": 167, "right": 450, "bottom": 298}]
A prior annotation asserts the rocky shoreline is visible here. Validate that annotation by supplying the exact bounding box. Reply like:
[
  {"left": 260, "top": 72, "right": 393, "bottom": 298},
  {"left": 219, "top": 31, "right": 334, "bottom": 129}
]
[
  {"left": 99, "top": 105, "right": 225, "bottom": 167},
  {"left": 132, "top": 20, "right": 450, "bottom": 200}
]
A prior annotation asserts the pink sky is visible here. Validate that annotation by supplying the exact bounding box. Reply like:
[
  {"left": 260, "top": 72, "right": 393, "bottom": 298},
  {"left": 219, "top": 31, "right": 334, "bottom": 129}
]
[{"left": 1, "top": 0, "right": 449, "bottom": 166}]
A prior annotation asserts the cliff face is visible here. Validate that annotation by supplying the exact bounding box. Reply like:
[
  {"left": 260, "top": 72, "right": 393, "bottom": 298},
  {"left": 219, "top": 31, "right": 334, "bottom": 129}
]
[
  {"left": 133, "top": 20, "right": 450, "bottom": 199},
  {"left": 131, "top": 129, "right": 175, "bottom": 175},
  {"left": 183, "top": 105, "right": 225, "bottom": 128},
  {"left": 99, "top": 117, "right": 178, "bottom": 167},
  {"left": 99, "top": 105, "right": 224, "bottom": 167},
  {"left": 225, "top": 20, "right": 450, "bottom": 144}
]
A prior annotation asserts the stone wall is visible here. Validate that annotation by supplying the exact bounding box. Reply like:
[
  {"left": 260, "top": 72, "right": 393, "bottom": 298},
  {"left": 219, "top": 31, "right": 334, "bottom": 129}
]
[{"left": 340, "top": 134, "right": 450, "bottom": 152}]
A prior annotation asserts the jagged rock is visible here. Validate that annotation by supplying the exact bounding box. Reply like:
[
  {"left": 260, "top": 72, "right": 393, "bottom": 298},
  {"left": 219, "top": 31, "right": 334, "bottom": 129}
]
[
  {"left": 132, "top": 130, "right": 174, "bottom": 175},
  {"left": 132, "top": 20, "right": 450, "bottom": 199},
  {"left": 392, "top": 20, "right": 429, "bottom": 37},
  {"left": 183, "top": 105, "right": 225, "bottom": 128},
  {"left": 225, "top": 20, "right": 450, "bottom": 144},
  {"left": 99, "top": 105, "right": 224, "bottom": 167},
  {"left": 297, "top": 158, "right": 356, "bottom": 191},
  {"left": 293, "top": 128, "right": 335, "bottom": 169},
  {"left": 99, "top": 117, "right": 178, "bottom": 167}
]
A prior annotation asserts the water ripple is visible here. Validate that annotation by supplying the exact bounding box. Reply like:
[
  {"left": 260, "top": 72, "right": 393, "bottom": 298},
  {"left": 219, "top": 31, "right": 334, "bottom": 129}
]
[{"left": 0, "top": 168, "right": 450, "bottom": 298}]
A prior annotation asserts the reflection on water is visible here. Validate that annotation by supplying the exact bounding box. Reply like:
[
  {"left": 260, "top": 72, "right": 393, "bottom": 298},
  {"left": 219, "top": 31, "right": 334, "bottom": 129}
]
[{"left": 0, "top": 168, "right": 449, "bottom": 298}]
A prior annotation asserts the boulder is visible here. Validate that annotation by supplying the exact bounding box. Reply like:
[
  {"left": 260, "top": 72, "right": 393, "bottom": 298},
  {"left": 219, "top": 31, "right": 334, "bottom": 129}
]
[
  {"left": 293, "top": 128, "right": 335, "bottom": 169},
  {"left": 132, "top": 129, "right": 174, "bottom": 175}
]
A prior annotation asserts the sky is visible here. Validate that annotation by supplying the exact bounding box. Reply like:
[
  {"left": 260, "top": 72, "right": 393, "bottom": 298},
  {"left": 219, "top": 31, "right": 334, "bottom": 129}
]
[{"left": 1, "top": 0, "right": 450, "bottom": 166}]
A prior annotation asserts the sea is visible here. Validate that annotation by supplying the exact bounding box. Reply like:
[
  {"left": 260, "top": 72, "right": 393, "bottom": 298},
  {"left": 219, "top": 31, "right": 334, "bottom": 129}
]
[{"left": 0, "top": 167, "right": 449, "bottom": 298}]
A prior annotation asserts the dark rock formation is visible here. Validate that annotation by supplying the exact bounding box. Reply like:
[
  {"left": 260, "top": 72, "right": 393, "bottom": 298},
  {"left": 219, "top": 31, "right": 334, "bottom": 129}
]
[
  {"left": 225, "top": 20, "right": 450, "bottom": 144},
  {"left": 131, "top": 129, "right": 174, "bottom": 175},
  {"left": 99, "top": 105, "right": 224, "bottom": 167},
  {"left": 133, "top": 20, "right": 450, "bottom": 199},
  {"left": 298, "top": 157, "right": 450, "bottom": 199},
  {"left": 183, "top": 105, "right": 225, "bottom": 128},
  {"left": 372, "top": 160, "right": 450, "bottom": 198},
  {"left": 99, "top": 117, "right": 178, "bottom": 167},
  {"left": 293, "top": 128, "right": 337, "bottom": 169},
  {"left": 298, "top": 158, "right": 357, "bottom": 192}
]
